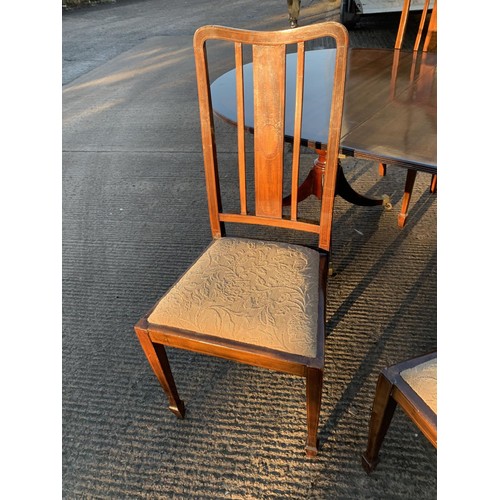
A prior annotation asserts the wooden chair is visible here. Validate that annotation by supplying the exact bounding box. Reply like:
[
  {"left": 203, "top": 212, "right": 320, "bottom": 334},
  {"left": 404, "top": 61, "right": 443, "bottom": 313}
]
[
  {"left": 134, "top": 22, "right": 349, "bottom": 457},
  {"left": 362, "top": 352, "right": 437, "bottom": 472},
  {"left": 379, "top": 0, "right": 437, "bottom": 227}
]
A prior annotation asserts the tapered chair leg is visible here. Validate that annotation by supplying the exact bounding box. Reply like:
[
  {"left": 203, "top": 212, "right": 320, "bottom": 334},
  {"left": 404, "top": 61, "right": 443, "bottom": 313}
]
[
  {"left": 305, "top": 367, "right": 323, "bottom": 457},
  {"left": 361, "top": 372, "right": 397, "bottom": 473},
  {"left": 135, "top": 327, "right": 186, "bottom": 419},
  {"left": 398, "top": 169, "right": 417, "bottom": 227}
]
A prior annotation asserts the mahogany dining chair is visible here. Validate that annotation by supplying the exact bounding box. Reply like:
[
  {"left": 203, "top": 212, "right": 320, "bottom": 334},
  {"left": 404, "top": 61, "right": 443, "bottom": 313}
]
[{"left": 134, "top": 21, "right": 349, "bottom": 457}]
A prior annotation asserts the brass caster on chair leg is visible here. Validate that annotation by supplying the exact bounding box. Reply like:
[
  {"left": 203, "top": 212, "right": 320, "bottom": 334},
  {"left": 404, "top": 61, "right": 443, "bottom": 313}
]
[
  {"left": 382, "top": 194, "right": 392, "bottom": 210},
  {"left": 328, "top": 262, "right": 334, "bottom": 276}
]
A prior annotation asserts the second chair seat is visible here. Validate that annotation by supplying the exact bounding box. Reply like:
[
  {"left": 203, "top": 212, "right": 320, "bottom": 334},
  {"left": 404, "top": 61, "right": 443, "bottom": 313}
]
[{"left": 400, "top": 356, "right": 437, "bottom": 413}]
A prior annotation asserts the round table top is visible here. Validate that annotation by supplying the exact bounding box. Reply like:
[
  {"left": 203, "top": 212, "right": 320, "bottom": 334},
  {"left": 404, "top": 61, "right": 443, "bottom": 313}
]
[{"left": 211, "top": 48, "right": 436, "bottom": 171}]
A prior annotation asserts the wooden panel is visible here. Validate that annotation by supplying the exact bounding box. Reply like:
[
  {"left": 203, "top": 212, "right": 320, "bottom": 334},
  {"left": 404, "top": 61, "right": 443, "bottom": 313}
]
[{"left": 252, "top": 44, "right": 286, "bottom": 218}]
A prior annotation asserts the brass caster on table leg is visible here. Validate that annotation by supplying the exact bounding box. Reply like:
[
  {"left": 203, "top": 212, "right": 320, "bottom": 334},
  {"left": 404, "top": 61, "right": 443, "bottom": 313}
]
[{"left": 382, "top": 194, "right": 392, "bottom": 210}]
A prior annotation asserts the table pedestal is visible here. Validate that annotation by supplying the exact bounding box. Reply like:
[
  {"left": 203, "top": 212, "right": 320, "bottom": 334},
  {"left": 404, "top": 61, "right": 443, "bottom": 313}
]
[{"left": 283, "top": 150, "right": 390, "bottom": 209}]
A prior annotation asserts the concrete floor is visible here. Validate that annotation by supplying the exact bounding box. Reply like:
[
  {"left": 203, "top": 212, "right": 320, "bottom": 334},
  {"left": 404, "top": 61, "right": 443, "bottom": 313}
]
[{"left": 62, "top": 1, "right": 437, "bottom": 497}]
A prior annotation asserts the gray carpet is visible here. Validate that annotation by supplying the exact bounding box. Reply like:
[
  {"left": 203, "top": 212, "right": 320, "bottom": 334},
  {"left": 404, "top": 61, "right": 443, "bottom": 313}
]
[{"left": 63, "top": 1, "right": 436, "bottom": 497}]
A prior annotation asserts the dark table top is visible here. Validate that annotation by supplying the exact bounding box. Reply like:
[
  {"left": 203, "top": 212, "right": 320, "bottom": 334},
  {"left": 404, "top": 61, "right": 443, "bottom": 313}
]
[{"left": 211, "top": 48, "right": 436, "bottom": 173}]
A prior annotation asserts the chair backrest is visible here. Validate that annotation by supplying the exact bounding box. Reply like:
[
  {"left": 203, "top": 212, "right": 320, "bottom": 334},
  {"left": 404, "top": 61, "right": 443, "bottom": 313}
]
[
  {"left": 395, "top": 0, "right": 437, "bottom": 52},
  {"left": 193, "top": 23, "right": 349, "bottom": 252}
]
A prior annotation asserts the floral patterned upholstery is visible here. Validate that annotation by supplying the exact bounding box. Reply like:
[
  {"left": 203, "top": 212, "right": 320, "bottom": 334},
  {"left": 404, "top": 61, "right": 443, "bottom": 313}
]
[
  {"left": 147, "top": 237, "right": 320, "bottom": 358},
  {"left": 400, "top": 358, "right": 437, "bottom": 414}
]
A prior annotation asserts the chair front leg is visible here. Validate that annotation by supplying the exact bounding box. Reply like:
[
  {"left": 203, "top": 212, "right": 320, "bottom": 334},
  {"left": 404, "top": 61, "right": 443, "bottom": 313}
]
[
  {"left": 362, "top": 372, "right": 397, "bottom": 473},
  {"left": 305, "top": 367, "right": 323, "bottom": 457},
  {"left": 135, "top": 326, "right": 186, "bottom": 419},
  {"left": 398, "top": 169, "right": 417, "bottom": 227}
]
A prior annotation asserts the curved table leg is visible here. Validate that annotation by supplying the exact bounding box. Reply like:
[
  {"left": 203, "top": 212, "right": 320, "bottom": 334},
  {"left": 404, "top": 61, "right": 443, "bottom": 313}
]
[{"left": 335, "top": 161, "right": 385, "bottom": 207}]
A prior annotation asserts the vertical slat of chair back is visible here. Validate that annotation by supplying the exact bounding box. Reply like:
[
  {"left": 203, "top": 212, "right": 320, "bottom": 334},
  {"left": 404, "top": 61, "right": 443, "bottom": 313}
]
[
  {"left": 290, "top": 42, "right": 305, "bottom": 222},
  {"left": 193, "top": 23, "right": 349, "bottom": 251},
  {"left": 252, "top": 43, "right": 286, "bottom": 218},
  {"left": 234, "top": 42, "right": 247, "bottom": 215}
]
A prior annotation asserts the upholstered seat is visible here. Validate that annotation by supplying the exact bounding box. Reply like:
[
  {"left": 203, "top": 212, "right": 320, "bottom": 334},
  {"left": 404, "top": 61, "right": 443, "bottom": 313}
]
[
  {"left": 148, "top": 237, "right": 320, "bottom": 358},
  {"left": 400, "top": 357, "right": 437, "bottom": 414}
]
